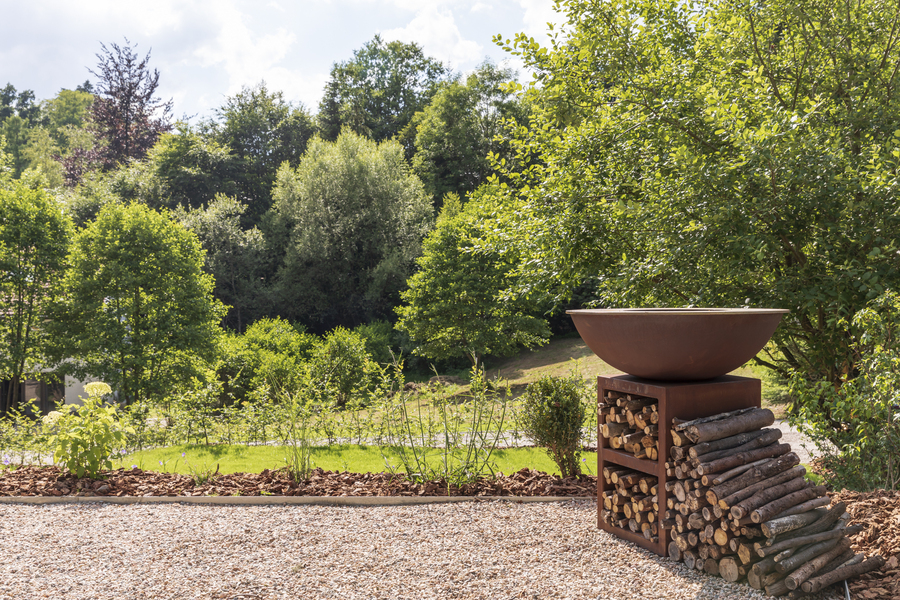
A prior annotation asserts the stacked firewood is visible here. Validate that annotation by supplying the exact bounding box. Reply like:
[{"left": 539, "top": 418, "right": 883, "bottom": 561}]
[
  {"left": 599, "top": 391, "right": 659, "bottom": 460},
  {"left": 600, "top": 466, "right": 659, "bottom": 543},
  {"left": 666, "top": 407, "right": 884, "bottom": 597}
]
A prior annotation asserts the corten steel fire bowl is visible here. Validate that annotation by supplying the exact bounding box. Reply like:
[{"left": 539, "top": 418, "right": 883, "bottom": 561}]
[{"left": 566, "top": 308, "right": 789, "bottom": 381}]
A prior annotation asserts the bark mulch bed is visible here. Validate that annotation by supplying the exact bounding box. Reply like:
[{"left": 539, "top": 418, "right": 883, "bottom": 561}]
[
  {"left": 0, "top": 465, "right": 596, "bottom": 498},
  {"left": 832, "top": 489, "right": 900, "bottom": 600}
]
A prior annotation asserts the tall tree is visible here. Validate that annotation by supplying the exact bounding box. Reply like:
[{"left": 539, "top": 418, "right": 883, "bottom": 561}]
[
  {"left": 88, "top": 39, "right": 172, "bottom": 171},
  {"left": 396, "top": 192, "right": 549, "bottom": 365},
  {"left": 273, "top": 131, "right": 433, "bottom": 332},
  {"left": 410, "top": 61, "right": 526, "bottom": 204},
  {"left": 491, "top": 0, "right": 900, "bottom": 407},
  {"left": 175, "top": 195, "right": 267, "bottom": 332},
  {"left": 212, "top": 83, "right": 317, "bottom": 226},
  {"left": 49, "top": 203, "right": 224, "bottom": 405},
  {"left": 0, "top": 181, "right": 72, "bottom": 413},
  {"left": 318, "top": 35, "right": 448, "bottom": 144}
]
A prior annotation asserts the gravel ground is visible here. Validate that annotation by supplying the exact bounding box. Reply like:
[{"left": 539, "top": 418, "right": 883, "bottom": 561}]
[{"left": 0, "top": 500, "right": 843, "bottom": 600}]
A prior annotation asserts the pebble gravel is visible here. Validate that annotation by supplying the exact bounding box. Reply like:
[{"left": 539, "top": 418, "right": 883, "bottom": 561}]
[{"left": 0, "top": 499, "right": 843, "bottom": 600}]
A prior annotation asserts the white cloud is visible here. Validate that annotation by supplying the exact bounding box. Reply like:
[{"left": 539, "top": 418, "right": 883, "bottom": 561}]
[
  {"left": 380, "top": 5, "right": 482, "bottom": 68},
  {"left": 516, "top": 0, "right": 560, "bottom": 40}
]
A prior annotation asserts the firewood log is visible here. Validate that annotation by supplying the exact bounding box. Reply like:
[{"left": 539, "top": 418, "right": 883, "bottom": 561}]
[
  {"left": 684, "top": 408, "right": 775, "bottom": 444},
  {"left": 601, "top": 422, "right": 631, "bottom": 438},
  {"left": 801, "top": 554, "right": 885, "bottom": 594},
  {"left": 697, "top": 443, "right": 791, "bottom": 476},
  {"left": 707, "top": 452, "right": 806, "bottom": 509},
  {"left": 682, "top": 549, "right": 698, "bottom": 569},
  {"left": 768, "top": 503, "right": 847, "bottom": 546},
  {"left": 759, "top": 524, "right": 861, "bottom": 558},
  {"left": 668, "top": 540, "right": 683, "bottom": 561},
  {"left": 689, "top": 428, "right": 772, "bottom": 459},
  {"left": 760, "top": 507, "right": 829, "bottom": 539},
  {"left": 690, "top": 429, "right": 782, "bottom": 469},
  {"left": 775, "top": 537, "right": 842, "bottom": 574},
  {"left": 709, "top": 457, "right": 771, "bottom": 485},
  {"left": 711, "top": 462, "right": 803, "bottom": 508},
  {"left": 785, "top": 537, "right": 852, "bottom": 590},
  {"left": 673, "top": 407, "right": 757, "bottom": 431},
  {"left": 703, "top": 558, "right": 720, "bottom": 576},
  {"left": 729, "top": 475, "right": 809, "bottom": 519},
  {"left": 671, "top": 430, "right": 691, "bottom": 447},
  {"left": 751, "top": 485, "right": 827, "bottom": 523}
]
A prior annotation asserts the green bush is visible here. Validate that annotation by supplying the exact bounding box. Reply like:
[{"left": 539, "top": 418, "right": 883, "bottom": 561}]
[
  {"left": 48, "top": 383, "right": 133, "bottom": 478},
  {"left": 518, "top": 375, "right": 587, "bottom": 477},
  {"left": 791, "top": 292, "right": 900, "bottom": 491},
  {"left": 309, "top": 327, "right": 375, "bottom": 408}
]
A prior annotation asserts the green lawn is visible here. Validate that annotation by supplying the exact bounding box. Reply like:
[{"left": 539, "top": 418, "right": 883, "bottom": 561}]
[{"left": 117, "top": 444, "right": 598, "bottom": 478}]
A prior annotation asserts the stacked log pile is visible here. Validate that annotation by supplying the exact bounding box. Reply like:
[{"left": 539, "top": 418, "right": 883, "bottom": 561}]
[
  {"left": 600, "top": 466, "right": 659, "bottom": 542},
  {"left": 665, "top": 407, "right": 884, "bottom": 597},
  {"left": 599, "top": 391, "right": 659, "bottom": 460}
]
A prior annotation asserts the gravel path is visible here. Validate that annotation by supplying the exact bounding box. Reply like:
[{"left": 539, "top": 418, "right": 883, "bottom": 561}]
[{"left": 0, "top": 500, "right": 842, "bottom": 600}]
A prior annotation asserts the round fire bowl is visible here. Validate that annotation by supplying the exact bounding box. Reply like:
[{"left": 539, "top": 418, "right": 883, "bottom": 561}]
[{"left": 566, "top": 308, "right": 789, "bottom": 381}]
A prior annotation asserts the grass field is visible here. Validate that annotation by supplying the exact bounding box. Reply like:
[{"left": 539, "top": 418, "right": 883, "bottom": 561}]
[{"left": 118, "top": 443, "right": 599, "bottom": 478}]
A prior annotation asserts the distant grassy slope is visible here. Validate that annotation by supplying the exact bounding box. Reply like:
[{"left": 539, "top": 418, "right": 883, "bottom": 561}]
[{"left": 483, "top": 336, "right": 789, "bottom": 418}]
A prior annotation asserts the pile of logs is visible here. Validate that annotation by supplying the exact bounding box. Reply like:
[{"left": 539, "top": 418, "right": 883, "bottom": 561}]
[
  {"left": 599, "top": 391, "right": 659, "bottom": 460},
  {"left": 600, "top": 466, "right": 659, "bottom": 543},
  {"left": 665, "top": 407, "right": 884, "bottom": 597}
]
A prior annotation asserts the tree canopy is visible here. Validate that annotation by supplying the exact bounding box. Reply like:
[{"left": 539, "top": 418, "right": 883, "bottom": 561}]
[
  {"left": 491, "top": 0, "right": 900, "bottom": 394},
  {"left": 396, "top": 192, "right": 549, "bottom": 365},
  {"left": 0, "top": 180, "right": 72, "bottom": 413},
  {"left": 318, "top": 35, "right": 448, "bottom": 144},
  {"left": 49, "top": 202, "right": 225, "bottom": 405},
  {"left": 273, "top": 131, "right": 433, "bottom": 332}
]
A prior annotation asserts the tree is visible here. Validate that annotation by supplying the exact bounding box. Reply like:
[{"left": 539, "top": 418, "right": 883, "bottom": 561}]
[
  {"left": 318, "top": 35, "right": 448, "bottom": 144},
  {"left": 175, "top": 195, "right": 267, "bottom": 331},
  {"left": 396, "top": 192, "right": 549, "bottom": 365},
  {"left": 212, "top": 83, "right": 317, "bottom": 225},
  {"left": 491, "top": 0, "right": 900, "bottom": 408},
  {"left": 88, "top": 39, "right": 172, "bottom": 171},
  {"left": 410, "top": 62, "right": 526, "bottom": 204},
  {"left": 0, "top": 181, "right": 72, "bottom": 414},
  {"left": 49, "top": 202, "right": 225, "bottom": 405},
  {"left": 42, "top": 89, "right": 94, "bottom": 148},
  {"left": 272, "top": 131, "right": 433, "bottom": 332}
]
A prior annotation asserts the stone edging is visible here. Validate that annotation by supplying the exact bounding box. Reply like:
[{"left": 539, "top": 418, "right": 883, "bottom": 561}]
[{"left": 0, "top": 495, "right": 591, "bottom": 506}]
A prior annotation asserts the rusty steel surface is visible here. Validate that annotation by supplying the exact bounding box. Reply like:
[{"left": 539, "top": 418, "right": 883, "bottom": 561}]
[{"left": 567, "top": 308, "right": 789, "bottom": 381}]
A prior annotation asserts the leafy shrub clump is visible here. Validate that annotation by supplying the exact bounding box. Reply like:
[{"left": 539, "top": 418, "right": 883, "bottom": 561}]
[
  {"left": 790, "top": 292, "right": 900, "bottom": 491},
  {"left": 518, "top": 375, "right": 587, "bottom": 477},
  {"left": 48, "top": 382, "right": 133, "bottom": 478}
]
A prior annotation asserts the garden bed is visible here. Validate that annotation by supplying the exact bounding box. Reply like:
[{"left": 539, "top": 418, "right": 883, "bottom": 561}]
[{"left": 0, "top": 465, "right": 596, "bottom": 498}]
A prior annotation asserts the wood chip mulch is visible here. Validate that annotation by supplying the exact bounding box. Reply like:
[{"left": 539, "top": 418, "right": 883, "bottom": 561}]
[
  {"left": 0, "top": 465, "right": 597, "bottom": 498},
  {"left": 831, "top": 489, "right": 900, "bottom": 600}
]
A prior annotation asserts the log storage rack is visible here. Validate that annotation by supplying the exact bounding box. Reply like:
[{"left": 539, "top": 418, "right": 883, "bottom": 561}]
[{"left": 597, "top": 374, "right": 761, "bottom": 556}]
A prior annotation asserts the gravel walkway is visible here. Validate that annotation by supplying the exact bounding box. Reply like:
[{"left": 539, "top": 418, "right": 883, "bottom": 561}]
[{"left": 0, "top": 500, "right": 842, "bottom": 600}]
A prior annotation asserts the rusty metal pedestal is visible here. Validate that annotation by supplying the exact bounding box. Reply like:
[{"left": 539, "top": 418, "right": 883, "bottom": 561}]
[{"left": 597, "top": 374, "right": 761, "bottom": 556}]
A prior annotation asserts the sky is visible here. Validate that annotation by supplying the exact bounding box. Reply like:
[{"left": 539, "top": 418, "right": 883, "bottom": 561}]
[{"left": 0, "top": 0, "right": 561, "bottom": 122}]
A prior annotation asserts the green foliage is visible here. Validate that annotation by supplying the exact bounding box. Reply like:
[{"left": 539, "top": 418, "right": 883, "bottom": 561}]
[
  {"left": 396, "top": 190, "right": 549, "bottom": 365},
  {"left": 144, "top": 124, "right": 243, "bottom": 211},
  {"left": 309, "top": 327, "right": 375, "bottom": 408},
  {"left": 48, "top": 382, "right": 133, "bottom": 478},
  {"left": 353, "top": 320, "right": 396, "bottom": 365},
  {"left": 381, "top": 363, "right": 509, "bottom": 486},
  {"left": 212, "top": 83, "right": 316, "bottom": 225},
  {"left": 0, "top": 181, "right": 72, "bottom": 413},
  {"left": 49, "top": 202, "right": 226, "bottom": 405},
  {"left": 273, "top": 131, "right": 433, "bottom": 331},
  {"left": 518, "top": 375, "right": 587, "bottom": 477},
  {"left": 791, "top": 292, "right": 900, "bottom": 490},
  {"left": 318, "top": 35, "right": 448, "bottom": 145},
  {"left": 410, "top": 61, "right": 526, "bottom": 204},
  {"left": 175, "top": 196, "right": 268, "bottom": 331},
  {"left": 491, "top": 0, "right": 900, "bottom": 403}
]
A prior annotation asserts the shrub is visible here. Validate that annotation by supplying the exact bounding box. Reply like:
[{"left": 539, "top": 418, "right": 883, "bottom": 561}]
[
  {"left": 791, "top": 292, "right": 900, "bottom": 490},
  {"left": 309, "top": 327, "right": 374, "bottom": 408},
  {"left": 518, "top": 375, "right": 587, "bottom": 477},
  {"left": 48, "top": 382, "right": 133, "bottom": 478}
]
